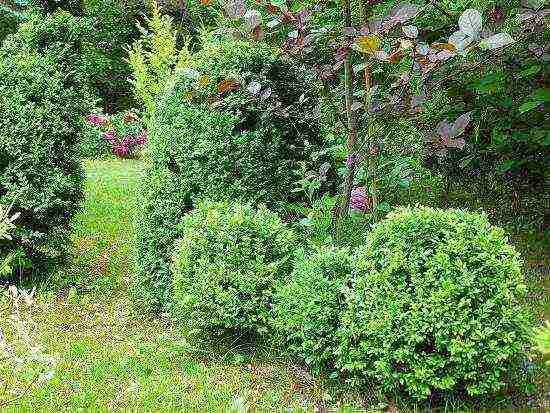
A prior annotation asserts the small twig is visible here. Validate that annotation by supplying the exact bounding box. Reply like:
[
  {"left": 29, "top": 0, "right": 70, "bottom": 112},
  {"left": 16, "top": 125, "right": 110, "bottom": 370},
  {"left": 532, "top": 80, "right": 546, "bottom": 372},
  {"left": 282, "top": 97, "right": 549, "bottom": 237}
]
[{"left": 427, "top": 0, "right": 453, "bottom": 19}]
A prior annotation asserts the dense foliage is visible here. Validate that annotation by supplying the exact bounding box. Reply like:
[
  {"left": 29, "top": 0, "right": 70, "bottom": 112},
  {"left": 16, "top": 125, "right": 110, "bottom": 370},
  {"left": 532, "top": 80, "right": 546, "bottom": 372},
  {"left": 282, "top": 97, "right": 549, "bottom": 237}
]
[
  {"left": 273, "top": 245, "right": 352, "bottom": 375},
  {"left": 337, "top": 207, "right": 533, "bottom": 399},
  {"left": 82, "top": 0, "right": 142, "bottom": 111},
  {"left": 152, "top": 35, "right": 322, "bottom": 206},
  {"left": 0, "top": 29, "right": 91, "bottom": 276},
  {"left": 0, "top": 4, "right": 26, "bottom": 44},
  {"left": 171, "top": 201, "right": 296, "bottom": 336},
  {"left": 134, "top": 35, "right": 323, "bottom": 308},
  {"left": 1, "top": 0, "right": 545, "bottom": 407},
  {"left": 13, "top": 0, "right": 142, "bottom": 111},
  {"left": 132, "top": 165, "right": 192, "bottom": 309}
]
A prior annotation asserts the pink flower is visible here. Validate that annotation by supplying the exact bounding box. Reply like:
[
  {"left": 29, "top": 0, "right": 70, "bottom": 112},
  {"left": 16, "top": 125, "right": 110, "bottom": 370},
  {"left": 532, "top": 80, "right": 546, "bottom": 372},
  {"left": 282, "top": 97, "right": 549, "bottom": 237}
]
[
  {"left": 114, "top": 144, "right": 129, "bottom": 158},
  {"left": 346, "top": 153, "right": 357, "bottom": 167},
  {"left": 103, "top": 130, "right": 117, "bottom": 143},
  {"left": 87, "top": 114, "right": 108, "bottom": 127},
  {"left": 136, "top": 129, "right": 148, "bottom": 145},
  {"left": 350, "top": 187, "right": 371, "bottom": 213},
  {"left": 122, "top": 135, "right": 135, "bottom": 146}
]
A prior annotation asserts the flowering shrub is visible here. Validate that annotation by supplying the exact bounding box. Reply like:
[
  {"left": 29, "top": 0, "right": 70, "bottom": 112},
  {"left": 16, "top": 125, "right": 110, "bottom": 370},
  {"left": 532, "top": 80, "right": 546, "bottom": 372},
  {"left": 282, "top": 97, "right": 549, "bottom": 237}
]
[
  {"left": 83, "top": 111, "right": 147, "bottom": 159},
  {"left": 349, "top": 187, "right": 371, "bottom": 213}
]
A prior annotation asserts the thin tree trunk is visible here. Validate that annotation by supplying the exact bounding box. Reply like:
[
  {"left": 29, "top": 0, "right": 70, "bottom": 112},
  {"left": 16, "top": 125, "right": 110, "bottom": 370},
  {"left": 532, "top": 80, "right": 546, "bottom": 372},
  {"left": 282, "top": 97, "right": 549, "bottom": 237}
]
[{"left": 337, "top": 0, "right": 358, "bottom": 226}]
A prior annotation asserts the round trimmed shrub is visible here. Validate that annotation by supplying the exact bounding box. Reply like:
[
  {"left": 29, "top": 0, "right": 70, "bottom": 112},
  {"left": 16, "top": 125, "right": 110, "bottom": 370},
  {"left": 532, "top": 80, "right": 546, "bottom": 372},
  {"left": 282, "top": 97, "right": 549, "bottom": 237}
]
[
  {"left": 337, "top": 207, "right": 533, "bottom": 400},
  {"left": 273, "top": 246, "right": 352, "bottom": 375},
  {"left": 0, "top": 37, "right": 92, "bottom": 275},
  {"left": 170, "top": 201, "right": 296, "bottom": 336}
]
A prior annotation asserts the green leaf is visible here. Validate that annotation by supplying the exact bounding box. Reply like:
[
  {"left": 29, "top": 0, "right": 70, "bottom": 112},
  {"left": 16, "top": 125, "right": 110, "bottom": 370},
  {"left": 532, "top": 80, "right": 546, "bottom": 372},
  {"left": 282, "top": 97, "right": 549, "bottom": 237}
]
[
  {"left": 532, "top": 88, "right": 550, "bottom": 102},
  {"left": 518, "top": 100, "right": 539, "bottom": 114},
  {"left": 518, "top": 65, "right": 541, "bottom": 78},
  {"left": 497, "top": 160, "right": 515, "bottom": 173},
  {"left": 377, "top": 202, "right": 392, "bottom": 213},
  {"left": 270, "top": 0, "right": 286, "bottom": 8}
]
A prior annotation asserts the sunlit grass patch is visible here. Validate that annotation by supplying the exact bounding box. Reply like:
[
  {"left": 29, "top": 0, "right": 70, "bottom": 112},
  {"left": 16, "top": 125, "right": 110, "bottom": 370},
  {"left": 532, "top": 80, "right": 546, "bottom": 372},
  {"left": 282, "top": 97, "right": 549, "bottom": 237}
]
[{"left": 1, "top": 159, "right": 366, "bottom": 411}]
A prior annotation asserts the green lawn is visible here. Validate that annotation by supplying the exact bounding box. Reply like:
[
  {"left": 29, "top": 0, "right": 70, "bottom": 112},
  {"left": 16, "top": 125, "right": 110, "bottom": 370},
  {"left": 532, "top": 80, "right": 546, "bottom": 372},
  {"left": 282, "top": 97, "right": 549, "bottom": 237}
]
[
  {"left": 0, "top": 159, "right": 369, "bottom": 412},
  {"left": 0, "top": 159, "right": 545, "bottom": 411}
]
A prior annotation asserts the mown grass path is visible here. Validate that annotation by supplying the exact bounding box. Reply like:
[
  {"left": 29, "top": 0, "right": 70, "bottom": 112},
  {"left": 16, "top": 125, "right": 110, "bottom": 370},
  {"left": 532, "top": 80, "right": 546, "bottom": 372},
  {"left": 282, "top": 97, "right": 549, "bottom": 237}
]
[
  {"left": 1, "top": 159, "right": 354, "bottom": 412},
  {"left": 1, "top": 159, "right": 545, "bottom": 411}
]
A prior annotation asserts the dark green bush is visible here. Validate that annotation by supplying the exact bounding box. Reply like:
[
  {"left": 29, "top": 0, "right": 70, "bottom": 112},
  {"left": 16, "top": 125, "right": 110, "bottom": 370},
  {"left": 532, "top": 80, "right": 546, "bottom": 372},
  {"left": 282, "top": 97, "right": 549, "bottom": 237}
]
[
  {"left": 159, "top": 36, "right": 322, "bottom": 209},
  {"left": 134, "top": 37, "right": 322, "bottom": 309},
  {"left": 4, "top": 10, "right": 92, "bottom": 90},
  {"left": 170, "top": 201, "right": 296, "bottom": 336},
  {"left": 11, "top": 2, "right": 141, "bottom": 111},
  {"left": 0, "top": 5, "right": 25, "bottom": 44},
  {"left": 191, "top": 35, "right": 321, "bottom": 160},
  {"left": 82, "top": 0, "right": 142, "bottom": 111},
  {"left": 337, "top": 207, "right": 533, "bottom": 400},
  {"left": 0, "top": 38, "right": 92, "bottom": 276},
  {"left": 132, "top": 166, "right": 192, "bottom": 309},
  {"left": 273, "top": 246, "right": 352, "bottom": 375},
  {"left": 148, "top": 96, "right": 300, "bottom": 206}
]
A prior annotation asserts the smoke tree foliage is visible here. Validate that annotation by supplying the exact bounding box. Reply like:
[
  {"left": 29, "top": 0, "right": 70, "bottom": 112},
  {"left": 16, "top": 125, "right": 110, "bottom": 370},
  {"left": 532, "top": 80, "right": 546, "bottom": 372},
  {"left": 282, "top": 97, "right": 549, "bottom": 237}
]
[{"left": 206, "top": 0, "right": 547, "bottom": 226}]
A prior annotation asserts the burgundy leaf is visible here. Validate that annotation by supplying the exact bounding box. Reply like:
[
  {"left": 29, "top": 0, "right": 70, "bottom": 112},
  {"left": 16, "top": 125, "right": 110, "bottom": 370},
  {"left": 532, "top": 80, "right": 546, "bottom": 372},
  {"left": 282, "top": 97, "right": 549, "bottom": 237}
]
[
  {"left": 452, "top": 112, "right": 472, "bottom": 136},
  {"left": 252, "top": 26, "right": 265, "bottom": 41},
  {"left": 437, "top": 120, "right": 452, "bottom": 138}
]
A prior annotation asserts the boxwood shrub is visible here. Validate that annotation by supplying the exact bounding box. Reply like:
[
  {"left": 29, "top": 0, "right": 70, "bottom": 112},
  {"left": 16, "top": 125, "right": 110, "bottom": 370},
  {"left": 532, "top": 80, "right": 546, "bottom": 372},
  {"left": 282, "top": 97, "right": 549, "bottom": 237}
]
[
  {"left": 273, "top": 246, "right": 352, "bottom": 375},
  {"left": 170, "top": 201, "right": 296, "bottom": 337},
  {"left": 0, "top": 24, "right": 92, "bottom": 277},
  {"left": 134, "top": 36, "right": 322, "bottom": 309},
  {"left": 0, "top": 5, "right": 25, "bottom": 44},
  {"left": 132, "top": 166, "right": 192, "bottom": 309},
  {"left": 337, "top": 207, "right": 533, "bottom": 400},
  {"left": 8, "top": 3, "right": 141, "bottom": 111}
]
